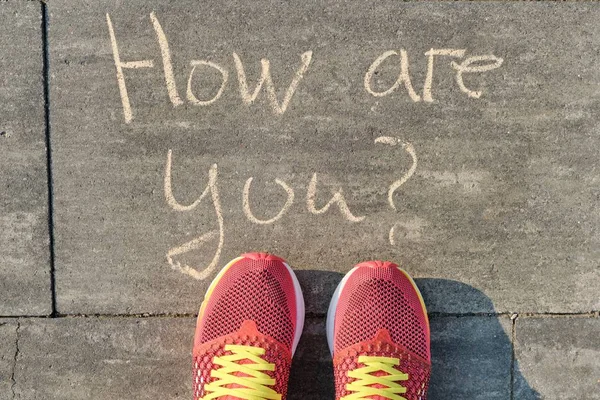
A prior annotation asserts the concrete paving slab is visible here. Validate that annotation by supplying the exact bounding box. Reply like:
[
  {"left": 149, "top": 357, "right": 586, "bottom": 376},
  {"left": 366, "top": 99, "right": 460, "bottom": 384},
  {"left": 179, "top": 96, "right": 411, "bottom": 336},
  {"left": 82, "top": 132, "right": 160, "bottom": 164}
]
[
  {"left": 289, "top": 318, "right": 334, "bottom": 399},
  {"left": 429, "top": 316, "right": 513, "bottom": 400},
  {"left": 293, "top": 316, "right": 520, "bottom": 399},
  {"left": 49, "top": 1, "right": 600, "bottom": 314},
  {"left": 11, "top": 315, "right": 526, "bottom": 399},
  {"left": 514, "top": 316, "right": 600, "bottom": 400},
  {"left": 0, "top": 321, "right": 17, "bottom": 400},
  {"left": 0, "top": 1, "right": 50, "bottom": 315},
  {"left": 13, "top": 317, "right": 194, "bottom": 399}
]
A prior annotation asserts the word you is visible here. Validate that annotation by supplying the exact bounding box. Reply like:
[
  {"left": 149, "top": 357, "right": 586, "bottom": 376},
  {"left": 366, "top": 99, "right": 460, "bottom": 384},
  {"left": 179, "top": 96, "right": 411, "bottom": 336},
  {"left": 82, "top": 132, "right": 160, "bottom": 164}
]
[
  {"left": 164, "top": 136, "right": 416, "bottom": 280},
  {"left": 106, "top": 13, "right": 504, "bottom": 123}
]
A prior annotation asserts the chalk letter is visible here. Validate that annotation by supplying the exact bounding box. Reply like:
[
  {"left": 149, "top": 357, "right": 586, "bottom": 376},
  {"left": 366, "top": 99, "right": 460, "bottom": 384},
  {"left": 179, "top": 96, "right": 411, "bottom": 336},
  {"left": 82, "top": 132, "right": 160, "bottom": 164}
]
[
  {"left": 164, "top": 150, "right": 224, "bottom": 280},
  {"left": 187, "top": 60, "right": 229, "bottom": 106},
  {"left": 243, "top": 177, "right": 294, "bottom": 224},
  {"left": 364, "top": 50, "right": 421, "bottom": 102},
  {"left": 451, "top": 55, "right": 504, "bottom": 99},
  {"left": 150, "top": 12, "right": 184, "bottom": 106},
  {"left": 106, "top": 13, "right": 154, "bottom": 123},
  {"left": 232, "top": 51, "right": 313, "bottom": 114},
  {"left": 423, "top": 48, "right": 466, "bottom": 102},
  {"left": 374, "top": 136, "right": 418, "bottom": 211},
  {"left": 375, "top": 136, "right": 418, "bottom": 245},
  {"left": 307, "top": 173, "right": 365, "bottom": 222}
]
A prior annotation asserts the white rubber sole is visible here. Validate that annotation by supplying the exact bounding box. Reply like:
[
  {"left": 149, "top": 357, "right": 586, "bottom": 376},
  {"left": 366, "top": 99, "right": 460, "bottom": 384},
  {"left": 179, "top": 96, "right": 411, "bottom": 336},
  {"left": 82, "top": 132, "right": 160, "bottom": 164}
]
[
  {"left": 198, "top": 256, "right": 305, "bottom": 355},
  {"left": 326, "top": 266, "right": 358, "bottom": 355},
  {"left": 326, "top": 264, "right": 429, "bottom": 356},
  {"left": 284, "top": 261, "right": 305, "bottom": 355}
]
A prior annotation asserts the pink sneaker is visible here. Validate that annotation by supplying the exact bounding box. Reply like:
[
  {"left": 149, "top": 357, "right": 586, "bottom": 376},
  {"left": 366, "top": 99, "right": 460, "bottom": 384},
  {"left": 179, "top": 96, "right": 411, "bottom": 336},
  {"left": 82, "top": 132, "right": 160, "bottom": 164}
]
[
  {"left": 192, "top": 253, "right": 304, "bottom": 400},
  {"left": 327, "top": 261, "right": 431, "bottom": 400}
]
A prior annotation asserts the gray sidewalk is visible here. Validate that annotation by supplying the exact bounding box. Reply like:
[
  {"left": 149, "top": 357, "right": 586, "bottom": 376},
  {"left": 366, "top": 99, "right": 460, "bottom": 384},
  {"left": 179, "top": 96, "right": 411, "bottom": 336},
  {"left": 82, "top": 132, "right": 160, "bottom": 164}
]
[{"left": 1, "top": 1, "right": 599, "bottom": 399}]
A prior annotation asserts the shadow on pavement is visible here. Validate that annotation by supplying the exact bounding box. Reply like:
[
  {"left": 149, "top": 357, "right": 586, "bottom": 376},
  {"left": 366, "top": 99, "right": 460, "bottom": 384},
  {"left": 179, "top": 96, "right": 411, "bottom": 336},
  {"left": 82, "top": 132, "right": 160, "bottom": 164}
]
[{"left": 288, "top": 271, "right": 540, "bottom": 400}]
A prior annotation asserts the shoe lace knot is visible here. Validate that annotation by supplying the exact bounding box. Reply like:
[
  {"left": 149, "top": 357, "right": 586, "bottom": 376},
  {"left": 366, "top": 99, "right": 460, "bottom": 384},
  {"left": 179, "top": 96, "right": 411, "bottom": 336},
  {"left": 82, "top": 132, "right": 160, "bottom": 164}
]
[
  {"left": 201, "top": 344, "right": 281, "bottom": 400},
  {"left": 342, "top": 356, "right": 409, "bottom": 400}
]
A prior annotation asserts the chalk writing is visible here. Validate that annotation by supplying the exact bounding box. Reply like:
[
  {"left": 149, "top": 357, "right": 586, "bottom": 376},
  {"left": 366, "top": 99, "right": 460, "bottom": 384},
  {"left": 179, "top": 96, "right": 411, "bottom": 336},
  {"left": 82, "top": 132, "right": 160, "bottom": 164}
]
[
  {"left": 365, "top": 49, "right": 503, "bottom": 102},
  {"left": 374, "top": 136, "right": 418, "bottom": 211},
  {"left": 423, "top": 49, "right": 466, "bottom": 102},
  {"left": 107, "top": 13, "right": 313, "bottom": 123},
  {"left": 165, "top": 136, "right": 416, "bottom": 279},
  {"left": 365, "top": 50, "right": 421, "bottom": 101},
  {"left": 107, "top": 13, "right": 504, "bottom": 123},
  {"left": 164, "top": 151, "right": 224, "bottom": 280},
  {"left": 451, "top": 55, "right": 504, "bottom": 98},
  {"left": 374, "top": 136, "right": 419, "bottom": 245},
  {"left": 233, "top": 51, "right": 313, "bottom": 115},
  {"left": 187, "top": 60, "right": 228, "bottom": 106},
  {"left": 106, "top": 12, "right": 506, "bottom": 277},
  {"left": 106, "top": 14, "right": 154, "bottom": 124},
  {"left": 150, "top": 12, "right": 183, "bottom": 107},
  {"left": 306, "top": 173, "right": 365, "bottom": 222},
  {"left": 389, "top": 223, "right": 399, "bottom": 246},
  {"left": 242, "top": 177, "right": 295, "bottom": 225}
]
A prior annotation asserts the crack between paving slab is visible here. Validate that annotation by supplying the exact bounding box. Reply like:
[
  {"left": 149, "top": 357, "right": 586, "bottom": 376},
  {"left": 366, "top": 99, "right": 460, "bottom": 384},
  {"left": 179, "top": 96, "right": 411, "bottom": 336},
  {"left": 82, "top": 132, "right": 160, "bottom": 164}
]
[
  {"left": 427, "top": 312, "right": 510, "bottom": 318},
  {"left": 510, "top": 314, "right": 517, "bottom": 400},
  {"left": 0, "top": 310, "right": 598, "bottom": 319},
  {"left": 517, "top": 311, "right": 599, "bottom": 318},
  {"left": 57, "top": 312, "right": 199, "bottom": 319},
  {"left": 10, "top": 321, "right": 20, "bottom": 400},
  {"left": 41, "top": 0, "right": 57, "bottom": 317}
]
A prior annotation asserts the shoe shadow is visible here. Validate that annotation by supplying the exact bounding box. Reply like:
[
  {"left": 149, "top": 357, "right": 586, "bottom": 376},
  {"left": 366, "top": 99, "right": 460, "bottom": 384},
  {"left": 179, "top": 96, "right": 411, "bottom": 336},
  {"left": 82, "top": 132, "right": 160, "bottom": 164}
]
[{"left": 288, "top": 271, "right": 541, "bottom": 400}]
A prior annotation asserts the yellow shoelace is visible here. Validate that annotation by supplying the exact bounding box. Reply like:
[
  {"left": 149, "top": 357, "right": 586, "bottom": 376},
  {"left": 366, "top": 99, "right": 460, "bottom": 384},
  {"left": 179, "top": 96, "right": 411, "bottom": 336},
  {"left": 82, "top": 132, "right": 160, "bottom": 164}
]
[
  {"left": 341, "top": 356, "right": 409, "bottom": 400},
  {"left": 201, "top": 344, "right": 281, "bottom": 400}
]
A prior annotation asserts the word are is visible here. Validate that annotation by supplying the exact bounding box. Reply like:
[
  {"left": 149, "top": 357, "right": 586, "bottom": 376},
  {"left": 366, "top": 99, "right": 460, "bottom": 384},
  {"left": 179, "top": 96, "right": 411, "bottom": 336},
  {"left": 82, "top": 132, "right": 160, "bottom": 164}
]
[
  {"left": 106, "top": 13, "right": 504, "bottom": 124},
  {"left": 364, "top": 49, "right": 503, "bottom": 102},
  {"left": 164, "top": 136, "right": 416, "bottom": 280}
]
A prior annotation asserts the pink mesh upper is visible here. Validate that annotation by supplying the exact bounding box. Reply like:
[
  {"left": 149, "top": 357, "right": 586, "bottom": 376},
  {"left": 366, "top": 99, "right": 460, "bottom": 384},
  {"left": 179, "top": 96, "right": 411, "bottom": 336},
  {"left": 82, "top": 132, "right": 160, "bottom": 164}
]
[
  {"left": 193, "top": 253, "right": 299, "bottom": 400},
  {"left": 333, "top": 261, "right": 430, "bottom": 361},
  {"left": 334, "top": 332, "right": 431, "bottom": 400},
  {"left": 196, "top": 253, "right": 298, "bottom": 349},
  {"left": 193, "top": 321, "right": 293, "bottom": 400}
]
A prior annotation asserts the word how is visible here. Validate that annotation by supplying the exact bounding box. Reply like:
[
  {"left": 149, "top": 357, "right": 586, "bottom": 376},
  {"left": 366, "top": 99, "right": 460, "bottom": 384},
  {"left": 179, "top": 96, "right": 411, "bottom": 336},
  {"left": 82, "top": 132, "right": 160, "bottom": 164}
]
[
  {"left": 107, "top": 12, "right": 312, "bottom": 123},
  {"left": 164, "top": 136, "right": 416, "bottom": 280}
]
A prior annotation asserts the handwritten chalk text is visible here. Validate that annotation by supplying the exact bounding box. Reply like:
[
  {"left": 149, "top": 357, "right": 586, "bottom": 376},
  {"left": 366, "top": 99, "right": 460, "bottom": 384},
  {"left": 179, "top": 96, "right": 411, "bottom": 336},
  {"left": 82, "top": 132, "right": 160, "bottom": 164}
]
[
  {"left": 107, "top": 13, "right": 504, "bottom": 123},
  {"left": 165, "top": 136, "right": 417, "bottom": 280}
]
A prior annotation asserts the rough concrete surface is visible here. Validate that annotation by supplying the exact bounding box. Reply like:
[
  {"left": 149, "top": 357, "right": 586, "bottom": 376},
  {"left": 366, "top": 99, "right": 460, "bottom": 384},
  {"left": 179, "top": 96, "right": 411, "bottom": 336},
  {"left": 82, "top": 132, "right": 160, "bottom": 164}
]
[
  {"left": 0, "top": 1, "right": 597, "bottom": 399},
  {"left": 288, "top": 318, "right": 335, "bottom": 399},
  {"left": 0, "top": 321, "right": 17, "bottom": 400},
  {"left": 49, "top": 1, "right": 600, "bottom": 315},
  {"left": 514, "top": 316, "right": 600, "bottom": 400},
  {"left": 13, "top": 317, "right": 194, "bottom": 399},
  {"left": 429, "top": 316, "right": 513, "bottom": 400},
  {"left": 5, "top": 315, "right": 538, "bottom": 400},
  {"left": 0, "top": 1, "right": 50, "bottom": 315}
]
